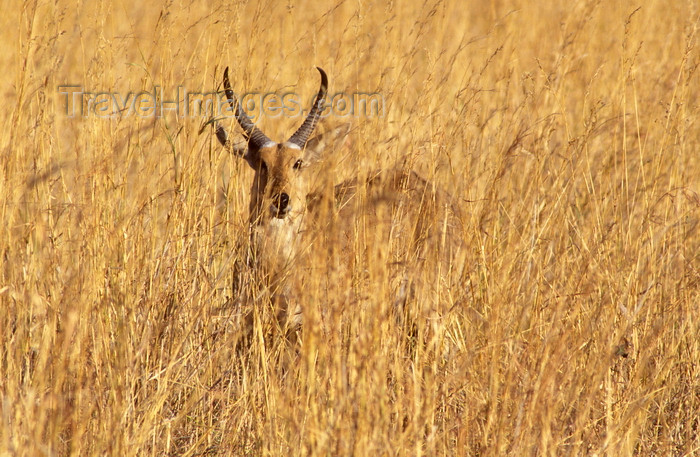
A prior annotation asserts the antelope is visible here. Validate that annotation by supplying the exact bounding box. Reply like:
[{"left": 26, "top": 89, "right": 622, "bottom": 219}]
[
  {"left": 216, "top": 67, "right": 331, "bottom": 274},
  {"left": 215, "top": 66, "right": 464, "bottom": 335}
]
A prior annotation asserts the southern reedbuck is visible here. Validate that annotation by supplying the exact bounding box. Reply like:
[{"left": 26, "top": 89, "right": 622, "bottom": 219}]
[
  {"left": 215, "top": 67, "right": 333, "bottom": 273},
  {"left": 215, "top": 66, "right": 464, "bottom": 333}
]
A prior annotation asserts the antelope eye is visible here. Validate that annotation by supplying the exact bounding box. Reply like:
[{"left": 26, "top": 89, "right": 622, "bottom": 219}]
[{"left": 293, "top": 159, "right": 303, "bottom": 170}]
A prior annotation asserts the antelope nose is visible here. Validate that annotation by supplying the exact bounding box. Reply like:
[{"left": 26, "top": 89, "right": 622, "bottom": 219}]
[{"left": 275, "top": 193, "right": 290, "bottom": 211}]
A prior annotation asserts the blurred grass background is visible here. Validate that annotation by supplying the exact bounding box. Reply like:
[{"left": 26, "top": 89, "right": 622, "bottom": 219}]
[{"left": 1, "top": 0, "right": 698, "bottom": 455}]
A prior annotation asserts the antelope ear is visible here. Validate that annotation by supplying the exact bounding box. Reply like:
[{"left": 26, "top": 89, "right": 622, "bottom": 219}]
[
  {"left": 216, "top": 123, "right": 262, "bottom": 170},
  {"left": 216, "top": 124, "right": 248, "bottom": 157},
  {"left": 302, "top": 123, "right": 352, "bottom": 164}
]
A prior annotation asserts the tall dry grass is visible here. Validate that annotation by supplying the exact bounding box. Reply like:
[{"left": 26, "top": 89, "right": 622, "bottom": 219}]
[{"left": 1, "top": 0, "right": 698, "bottom": 455}]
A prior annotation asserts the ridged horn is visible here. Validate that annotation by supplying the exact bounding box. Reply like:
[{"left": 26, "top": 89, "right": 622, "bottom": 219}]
[
  {"left": 222, "top": 67, "right": 272, "bottom": 149},
  {"left": 287, "top": 67, "right": 328, "bottom": 148}
]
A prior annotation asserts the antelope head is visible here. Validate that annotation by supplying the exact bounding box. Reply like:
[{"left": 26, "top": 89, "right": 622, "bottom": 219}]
[{"left": 216, "top": 67, "right": 328, "bottom": 227}]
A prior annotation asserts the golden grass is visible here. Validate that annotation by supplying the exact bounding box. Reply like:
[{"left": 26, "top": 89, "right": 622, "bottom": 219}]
[{"left": 1, "top": 0, "right": 698, "bottom": 455}]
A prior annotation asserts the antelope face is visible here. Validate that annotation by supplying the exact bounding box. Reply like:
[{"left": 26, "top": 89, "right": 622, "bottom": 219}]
[
  {"left": 215, "top": 66, "right": 328, "bottom": 226},
  {"left": 248, "top": 141, "right": 315, "bottom": 222}
]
